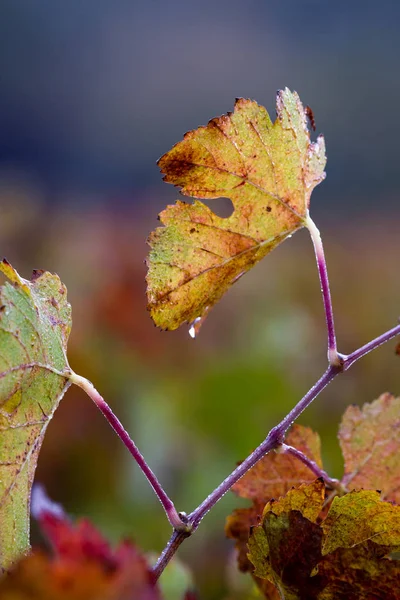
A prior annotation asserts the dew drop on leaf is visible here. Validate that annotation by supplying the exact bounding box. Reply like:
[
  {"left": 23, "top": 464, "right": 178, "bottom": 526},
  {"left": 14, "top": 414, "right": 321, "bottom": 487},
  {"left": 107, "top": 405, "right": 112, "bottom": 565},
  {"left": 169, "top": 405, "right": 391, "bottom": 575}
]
[
  {"left": 189, "top": 317, "right": 201, "bottom": 339},
  {"left": 188, "top": 308, "right": 210, "bottom": 338}
]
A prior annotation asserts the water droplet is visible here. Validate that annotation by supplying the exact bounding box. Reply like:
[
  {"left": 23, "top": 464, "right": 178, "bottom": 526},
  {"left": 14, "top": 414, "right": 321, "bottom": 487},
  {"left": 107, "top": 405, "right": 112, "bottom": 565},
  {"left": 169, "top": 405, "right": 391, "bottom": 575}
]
[
  {"left": 188, "top": 306, "right": 210, "bottom": 338},
  {"left": 189, "top": 316, "right": 202, "bottom": 339}
]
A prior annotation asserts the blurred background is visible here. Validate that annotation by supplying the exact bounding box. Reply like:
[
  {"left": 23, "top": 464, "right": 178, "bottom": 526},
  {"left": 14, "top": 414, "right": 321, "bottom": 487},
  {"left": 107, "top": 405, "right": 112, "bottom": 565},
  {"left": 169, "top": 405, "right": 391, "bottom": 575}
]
[{"left": 0, "top": 1, "right": 399, "bottom": 597}]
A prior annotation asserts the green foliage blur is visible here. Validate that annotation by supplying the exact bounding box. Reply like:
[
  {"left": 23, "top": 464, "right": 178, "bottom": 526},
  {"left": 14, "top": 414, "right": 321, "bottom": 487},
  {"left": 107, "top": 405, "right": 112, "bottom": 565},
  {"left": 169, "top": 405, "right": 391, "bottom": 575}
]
[{"left": 1, "top": 193, "right": 398, "bottom": 599}]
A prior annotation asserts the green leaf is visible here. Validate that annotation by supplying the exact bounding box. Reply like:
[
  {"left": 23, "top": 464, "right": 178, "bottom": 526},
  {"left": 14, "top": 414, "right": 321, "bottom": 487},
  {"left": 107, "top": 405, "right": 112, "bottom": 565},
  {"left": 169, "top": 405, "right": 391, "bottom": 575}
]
[
  {"left": 0, "top": 260, "right": 71, "bottom": 570},
  {"left": 339, "top": 393, "right": 400, "bottom": 503},
  {"left": 146, "top": 88, "right": 326, "bottom": 332}
]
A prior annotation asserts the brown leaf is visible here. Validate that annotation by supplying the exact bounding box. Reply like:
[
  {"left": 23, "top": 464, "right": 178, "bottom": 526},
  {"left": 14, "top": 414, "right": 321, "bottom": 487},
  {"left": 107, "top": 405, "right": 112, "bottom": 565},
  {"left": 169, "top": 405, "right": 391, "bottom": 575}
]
[
  {"left": 226, "top": 426, "right": 323, "bottom": 573},
  {"left": 339, "top": 393, "right": 400, "bottom": 502},
  {"left": 316, "top": 541, "right": 400, "bottom": 600},
  {"left": 247, "top": 481, "right": 326, "bottom": 599},
  {"left": 246, "top": 484, "right": 400, "bottom": 599},
  {"left": 226, "top": 504, "right": 264, "bottom": 572},
  {"left": 232, "top": 425, "right": 323, "bottom": 502}
]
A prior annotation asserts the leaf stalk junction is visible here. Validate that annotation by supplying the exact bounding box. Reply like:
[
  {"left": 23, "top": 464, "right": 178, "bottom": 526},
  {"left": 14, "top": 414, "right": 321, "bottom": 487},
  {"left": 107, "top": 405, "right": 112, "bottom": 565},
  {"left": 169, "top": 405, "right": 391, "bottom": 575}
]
[{"left": 63, "top": 217, "right": 400, "bottom": 579}]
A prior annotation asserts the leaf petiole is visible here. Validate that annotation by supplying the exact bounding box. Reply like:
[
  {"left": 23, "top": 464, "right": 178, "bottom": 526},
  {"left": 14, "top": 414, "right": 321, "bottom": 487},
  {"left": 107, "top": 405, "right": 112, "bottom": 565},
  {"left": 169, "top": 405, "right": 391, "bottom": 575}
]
[
  {"left": 67, "top": 371, "right": 188, "bottom": 532},
  {"left": 278, "top": 443, "right": 344, "bottom": 493},
  {"left": 305, "top": 213, "right": 341, "bottom": 367}
]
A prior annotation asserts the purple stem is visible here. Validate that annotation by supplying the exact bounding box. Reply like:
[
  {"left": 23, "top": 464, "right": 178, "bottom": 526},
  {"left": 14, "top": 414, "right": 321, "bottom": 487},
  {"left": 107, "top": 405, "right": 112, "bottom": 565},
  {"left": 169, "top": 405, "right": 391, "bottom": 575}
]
[
  {"left": 280, "top": 443, "right": 342, "bottom": 491},
  {"left": 187, "top": 365, "right": 339, "bottom": 531},
  {"left": 152, "top": 530, "right": 190, "bottom": 580},
  {"left": 306, "top": 215, "right": 339, "bottom": 365},
  {"left": 153, "top": 319, "right": 400, "bottom": 577},
  {"left": 68, "top": 372, "right": 187, "bottom": 531},
  {"left": 343, "top": 323, "right": 400, "bottom": 369}
]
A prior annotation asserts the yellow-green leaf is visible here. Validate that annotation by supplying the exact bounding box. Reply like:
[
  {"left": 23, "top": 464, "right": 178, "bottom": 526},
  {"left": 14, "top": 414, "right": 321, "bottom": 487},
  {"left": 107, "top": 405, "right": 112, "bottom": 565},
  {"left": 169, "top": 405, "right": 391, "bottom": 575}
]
[
  {"left": 247, "top": 485, "right": 400, "bottom": 599},
  {"left": 147, "top": 88, "right": 326, "bottom": 331},
  {"left": 0, "top": 260, "right": 71, "bottom": 570},
  {"left": 322, "top": 490, "right": 400, "bottom": 556}
]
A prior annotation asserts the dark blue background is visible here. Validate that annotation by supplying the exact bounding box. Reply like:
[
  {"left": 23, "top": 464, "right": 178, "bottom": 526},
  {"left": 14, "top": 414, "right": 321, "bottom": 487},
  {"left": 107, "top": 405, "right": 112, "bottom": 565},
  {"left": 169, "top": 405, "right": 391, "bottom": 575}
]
[{"left": 1, "top": 0, "right": 399, "bottom": 216}]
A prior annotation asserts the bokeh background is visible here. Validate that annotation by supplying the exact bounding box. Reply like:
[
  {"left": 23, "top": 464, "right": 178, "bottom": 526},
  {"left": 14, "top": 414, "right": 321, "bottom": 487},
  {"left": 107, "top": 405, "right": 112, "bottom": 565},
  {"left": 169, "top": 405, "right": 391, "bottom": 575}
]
[{"left": 1, "top": 1, "right": 399, "bottom": 597}]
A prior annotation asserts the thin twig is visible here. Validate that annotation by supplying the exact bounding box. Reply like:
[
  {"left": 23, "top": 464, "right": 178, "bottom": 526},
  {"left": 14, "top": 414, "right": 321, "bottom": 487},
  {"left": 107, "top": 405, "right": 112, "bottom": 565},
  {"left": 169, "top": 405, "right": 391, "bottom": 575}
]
[
  {"left": 68, "top": 371, "right": 187, "bottom": 531},
  {"left": 343, "top": 323, "right": 400, "bottom": 369},
  {"left": 279, "top": 443, "right": 343, "bottom": 492}
]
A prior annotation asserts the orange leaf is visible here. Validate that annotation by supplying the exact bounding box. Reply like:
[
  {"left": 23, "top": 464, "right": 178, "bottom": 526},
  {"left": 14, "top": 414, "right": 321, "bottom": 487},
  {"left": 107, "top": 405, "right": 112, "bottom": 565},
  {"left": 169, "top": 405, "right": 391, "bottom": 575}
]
[
  {"left": 226, "top": 425, "right": 323, "bottom": 573},
  {"left": 339, "top": 393, "right": 400, "bottom": 502}
]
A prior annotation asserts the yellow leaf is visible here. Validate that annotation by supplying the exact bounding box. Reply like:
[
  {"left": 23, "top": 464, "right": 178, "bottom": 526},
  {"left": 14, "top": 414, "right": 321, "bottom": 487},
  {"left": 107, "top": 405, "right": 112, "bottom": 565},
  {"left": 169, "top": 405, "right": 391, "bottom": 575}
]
[{"left": 147, "top": 89, "right": 326, "bottom": 331}]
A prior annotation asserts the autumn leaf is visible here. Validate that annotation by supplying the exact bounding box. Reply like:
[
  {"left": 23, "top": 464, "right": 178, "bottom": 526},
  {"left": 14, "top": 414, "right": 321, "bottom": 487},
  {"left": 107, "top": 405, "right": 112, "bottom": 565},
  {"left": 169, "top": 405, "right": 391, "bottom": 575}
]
[
  {"left": 0, "top": 487, "right": 161, "bottom": 600},
  {"left": 147, "top": 88, "right": 326, "bottom": 332},
  {"left": 247, "top": 484, "right": 400, "bottom": 600},
  {"left": 321, "top": 490, "right": 400, "bottom": 555},
  {"left": 231, "top": 425, "right": 323, "bottom": 502},
  {"left": 339, "top": 393, "right": 400, "bottom": 502},
  {"left": 315, "top": 541, "right": 400, "bottom": 600},
  {"left": 226, "top": 425, "right": 323, "bottom": 571},
  {"left": 247, "top": 480, "right": 325, "bottom": 599},
  {"left": 0, "top": 260, "right": 71, "bottom": 570}
]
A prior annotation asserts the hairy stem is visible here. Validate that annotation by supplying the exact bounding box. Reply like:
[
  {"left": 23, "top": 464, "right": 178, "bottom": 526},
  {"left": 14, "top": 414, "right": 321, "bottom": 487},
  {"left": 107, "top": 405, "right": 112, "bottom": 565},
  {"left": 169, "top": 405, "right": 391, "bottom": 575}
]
[
  {"left": 68, "top": 371, "right": 187, "bottom": 531},
  {"left": 343, "top": 323, "right": 400, "bottom": 369},
  {"left": 306, "top": 214, "right": 340, "bottom": 366},
  {"left": 279, "top": 443, "right": 343, "bottom": 492},
  {"left": 152, "top": 530, "right": 190, "bottom": 580}
]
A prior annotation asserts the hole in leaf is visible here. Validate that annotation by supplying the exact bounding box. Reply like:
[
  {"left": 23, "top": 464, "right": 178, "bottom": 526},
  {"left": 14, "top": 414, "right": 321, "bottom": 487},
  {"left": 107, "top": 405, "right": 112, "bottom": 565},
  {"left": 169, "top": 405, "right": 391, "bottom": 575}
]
[{"left": 201, "top": 197, "right": 234, "bottom": 219}]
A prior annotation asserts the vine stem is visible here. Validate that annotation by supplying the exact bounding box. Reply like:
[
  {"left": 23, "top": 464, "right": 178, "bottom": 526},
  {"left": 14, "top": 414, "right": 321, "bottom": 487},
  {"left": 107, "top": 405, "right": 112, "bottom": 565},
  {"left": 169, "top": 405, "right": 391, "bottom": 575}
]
[
  {"left": 152, "top": 530, "right": 190, "bottom": 580},
  {"left": 187, "top": 365, "right": 339, "bottom": 531},
  {"left": 279, "top": 443, "right": 343, "bottom": 493},
  {"left": 153, "top": 320, "right": 400, "bottom": 578},
  {"left": 306, "top": 213, "right": 341, "bottom": 367},
  {"left": 342, "top": 322, "right": 400, "bottom": 369},
  {"left": 152, "top": 214, "right": 400, "bottom": 576},
  {"left": 68, "top": 371, "right": 187, "bottom": 531}
]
